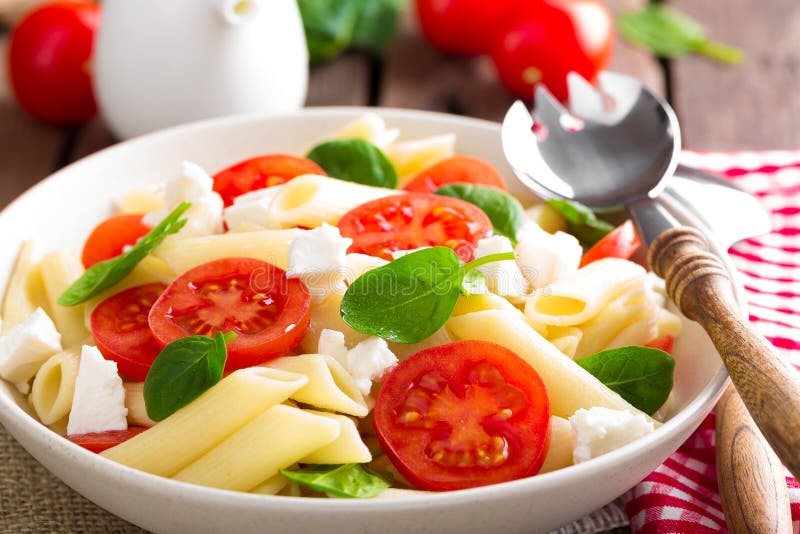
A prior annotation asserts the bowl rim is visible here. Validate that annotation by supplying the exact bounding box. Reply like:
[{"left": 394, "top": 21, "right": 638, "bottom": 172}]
[{"left": 0, "top": 106, "right": 733, "bottom": 514}]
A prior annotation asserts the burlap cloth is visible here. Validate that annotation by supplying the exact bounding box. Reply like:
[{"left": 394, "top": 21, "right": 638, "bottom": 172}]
[{"left": 0, "top": 423, "right": 628, "bottom": 533}]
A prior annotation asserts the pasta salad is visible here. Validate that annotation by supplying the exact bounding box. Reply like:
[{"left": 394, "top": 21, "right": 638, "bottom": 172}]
[{"left": 0, "top": 114, "right": 681, "bottom": 497}]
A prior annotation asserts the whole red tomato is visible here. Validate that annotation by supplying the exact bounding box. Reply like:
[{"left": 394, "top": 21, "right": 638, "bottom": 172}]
[
  {"left": 415, "top": 0, "right": 519, "bottom": 56},
  {"left": 8, "top": 1, "right": 100, "bottom": 125},
  {"left": 490, "top": 0, "right": 614, "bottom": 102}
]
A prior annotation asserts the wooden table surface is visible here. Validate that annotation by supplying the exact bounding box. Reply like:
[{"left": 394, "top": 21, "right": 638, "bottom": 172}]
[
  {"left": 1, "top": 0, "right": 800, "bottom": 211},
  {"left": 0, "top": 1, "right": 798, "bottom": 532}
]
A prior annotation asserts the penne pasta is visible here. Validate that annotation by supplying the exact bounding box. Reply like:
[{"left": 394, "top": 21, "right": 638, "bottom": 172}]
[
  {"left": 102, "top": 367, "right": 308, "bottom": 477},
  {"left": 116, "top": 188, "right": 165, "bottom": 214},
  {"left": 522, "top": 203, "right": 568, "bottom": 234},
  {"left": 383, "top": 134, "right": 456, "bottom": 184},
  {"left": 250, "top": 473, "right": 292, "bottom": 495},
  {"left": 299, "top": 410, "right": 372, "bottom": 464},
  {"left": 446, "top": 309, "right": 657, "bottom": 423},
  {"left": 123, "top": 382, "right": 157, "bottom": 427},
  {"left": 2, "top": 241, "right": 49, "bottom": 333},
  {"left": 172, "top": 404, "right": 340, "bottom": 491},
  {"left": 265, "top": 354, "right": 369, "bottom": 417},
  {"left": 330, "top": 113, "right": 399, "bottom": 149},
  {"left": 267, "top": 174, "right": 398, "bottom": 228},
  {"left": 538, "top": 416, "right": 573, "bottom": 473},
  {"left": 29, "top": 348, "right": 80, "bottom": 425},
  {"left": 153, "top": 228, "right": 302, "bottom": 274},
  {"left": 547, "top": 326, "right": 583, "bottom": 359},
  {"left": 525, "top": 258, "right": 646, "bottom": 326},
  {"left": 40, "top": 251, "right": 89, "bottom": 348}
]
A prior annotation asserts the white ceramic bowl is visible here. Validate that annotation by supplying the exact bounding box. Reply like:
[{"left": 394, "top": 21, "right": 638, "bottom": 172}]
[{"left": 0, "top": 108, "right": 732, "bottom": 533}]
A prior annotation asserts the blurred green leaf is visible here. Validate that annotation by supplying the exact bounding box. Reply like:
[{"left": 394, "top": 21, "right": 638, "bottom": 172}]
[{"left": 618, "top": 5, "right": 744, "bottom": 64}]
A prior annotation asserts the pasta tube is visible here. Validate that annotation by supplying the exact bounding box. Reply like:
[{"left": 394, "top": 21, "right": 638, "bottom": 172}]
[
  {"left": 524, "top": 258, "right": 646, "bottom": 326},
  {"left": 123, "top": 382, "right": 156, "bottom": 427},
  {"left": 2, "top": 241, "right": 49, "bottom": 333},
  {"left": 539, "top": 416, "right": 573, "bottom": 473},
  {"left": 153, "top": 229, "right": 302, "bottom": 274},
  {"left": 446, "top": 309, "right": 657, "bottom": 423},
  {"left": 40, "top": 251, "right": 89, "bottom": 348},
  {"left": 29, "top": 349, "right": 80, "bottom": 425},
  {"left": 173, "top": 405, "right": 340, "bottom": 491},
  {"left": 102, "top": 367, "right": 308, "bottom": 477},
  {"left": 299, "top": 411, "right": 372, "bottom": 464}
]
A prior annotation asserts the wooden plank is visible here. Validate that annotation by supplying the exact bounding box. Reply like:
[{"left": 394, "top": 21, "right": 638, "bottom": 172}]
[
  {"left": 0, "top": 33, "right": 67, "bottom": 208},
  {"left": 68, "top": 118, "right": 116, "bottom": 163},
  {"left": 306, "top": 52, "right": 371, "bottom": 106},
  {"left": 380, "top": 4, "right": 663, "bottom": 123},
  {"left": 670, "top": 0, "right": 800, "bottom": 150}
]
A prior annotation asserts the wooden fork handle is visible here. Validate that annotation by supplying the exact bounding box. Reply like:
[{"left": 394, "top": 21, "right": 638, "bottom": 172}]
[
  {"left": 716, "top": 384, "right": 792, "bottom": 533},
  {"left": 648, "top": 227, "right": 800, "bottom": 480}
]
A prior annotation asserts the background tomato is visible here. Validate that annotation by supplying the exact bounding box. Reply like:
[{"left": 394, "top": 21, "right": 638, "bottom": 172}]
[
  {"left": 374, "top": 340, "right": 551, "bottom": 491},
  {"left": 402, "top": 156, "right": 508, "bottom": 193},
  {"left": 490, "top": 0, "right": 614, "bottom": 101},
  {"left": 8, "top": 1, "right": 99, "bottom": 125},
  {"left": 81, "top": 213, "right": 150, "bottom": 268},
  {"left": 148, "top": 258, "right": 310, "bottom": 370},
  {"left": 415, "top": 0, "right": 519, "bottom": 56},
  {"left": 212, "top": 154, "right": 326, "bottom": 206}
]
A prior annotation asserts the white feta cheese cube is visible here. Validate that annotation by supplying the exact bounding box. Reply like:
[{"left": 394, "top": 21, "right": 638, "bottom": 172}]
[
  {"left": 143, "top": 160, "right": 224, "bottom": 237},
  {"left": 0, "top": 308, "right": 62, "bottom": 394},
  {"left": 474, "top": 236, "right": 530, "bottom": 297},
  {"left": 67, "top": 346, "right": 128, "bottom": 436},
  {"left": 318, "top": 328, "right": 348, "bottom": 365},
  {"left": 286, "top": 224, "right": 353, "bottom": 299},
  {"left": 515, "top": 222, "right": 582, "bottom": 289},
  {"left": 345, "top": 337, "right": 398, "bottom": 396},
  {"left": 569, "top": 407, "right": 654, "bottom": 464}
]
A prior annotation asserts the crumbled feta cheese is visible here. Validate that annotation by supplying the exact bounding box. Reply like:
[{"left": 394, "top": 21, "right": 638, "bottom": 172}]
[
  {"left": 390, "top": 247, "right": 430, "bottom": 260},
  {"left": 515, "top": 222, "right": 582, "bottom": 289},
  {"left": 0, "top": 308, "right": 62, "bottom": 394},
  {"left": 223, "top": 186, "right": 284, "bottom": 230},
  {"left": 569, "top": 407, "right": 654, "bottom": 463},
  {"left": 474, "top": 236, "right": 530, "bottom": 297},
  {"left": 67, "top": 346, "right": 128, "bottom": 436},
  {"left": 317, "top": 330, "right": 398, "bottom": 396},
  {"left": 143, "top": 160, "right": 224, "bottom": 237},
  {"left": 286, "top": 224, "right": 353, "bottom": 298}
]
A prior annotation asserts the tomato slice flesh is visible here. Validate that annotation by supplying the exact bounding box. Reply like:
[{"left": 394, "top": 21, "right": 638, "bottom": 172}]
[
  {"left": 580, "top": 219, "right": 641, "bottom": 267},
  {"left": 212, "top": 154, "right": 326, "bottom": 206},
  {"left": 81, "top": 213, "right": 150, "bottom": 268},
  {"left": 374, "top": 340, "right": 550, "bottom": 491},
  {"left": 148, "top": 258, "right": 310, "bottom": 370},
  {"left": 91, "top": 283, "right": 166, "bottom": 381},
  {"left": 338, "top": 193, "right": 492, "bottom": 262},
  {"left": 68, "top": 426, "right": 148, "bottom": 453},
  {"left": 645, "top": 334, "right": 675, "bottom": 354},
  {"left": 403, "top": 156, "right": 508, "bottom": 193}
]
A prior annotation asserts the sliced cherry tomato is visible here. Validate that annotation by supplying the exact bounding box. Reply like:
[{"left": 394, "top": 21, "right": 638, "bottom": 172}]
[
  {"left": 490, "top": 0, "right": 614, "bottom": 102},
  {"left": 374, "top": 340, "right": 550, "bottom": 491},
  {"left": 645, "top": 335, "right": 675, "bottom": 355},
  {"left": 337, "top": 193, "right": 492, "bottom": 262},
  {"left": 9, "top": 1, "right": 99, "bottom": 125},
  {"left": 579, "top": 220, "right": 641, "bottom": 267},
  {"left": 81, "top": 213, "right": 150, "bottom": 268},
  {"left": 91, "top": 283, "right": 166, "bottom": 381},
  {"left": 212, "top": 154, "right": 326, "bottom": 206},
  {"left": 68, "top": 426, "right": 148, "bottom": 453},
  {"left": 148, "top": 258, "right": 310, "bottom": 370},
  {"left": 403, "top": 156, "right": 508, "bottom": 193},
  {"left": 415, "top": 0, "right": 519, "bottom": 56}
]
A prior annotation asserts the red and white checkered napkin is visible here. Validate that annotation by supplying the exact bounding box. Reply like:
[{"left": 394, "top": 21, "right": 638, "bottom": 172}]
[{"left": 622, "top": 150, "right": 800, "bottom": 533}]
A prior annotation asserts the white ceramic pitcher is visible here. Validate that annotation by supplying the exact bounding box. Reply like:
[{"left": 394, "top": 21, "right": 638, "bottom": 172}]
[{"left": 94, "top": 0, "right": 308, "bottom": 139}]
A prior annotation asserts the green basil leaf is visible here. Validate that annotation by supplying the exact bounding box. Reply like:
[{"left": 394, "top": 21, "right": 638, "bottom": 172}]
[
  {"left": 340, "top": 247, "right": 515, "bottom": 343},
  {"left": 58, "top": 203, "right": 190, "bottom": 306},
  {"left": 307, "top": 139, "right": 398, "bottom": 188},
  {"left": 546, "top": 199, "right": 614, "bottom": 247},
  {"left": 297, "top": 0, "right": 361, "bottom": 64},
  {"left": 576, "top": 346, "right": 675, "bottom": 415},
  {"left": 281, "top": 464, "right": 389, "bottom": 498},
  {"left": 460, "top": 269, "right": 487, "bottom": 296},
  {"left": 350, "top": 0, "right": 407, "bottom": 57},
  {"left": 619, "top": 5, "right": 743, "bottom": 64},
  {"left": 435, "top": 184, "right": 525, "bottom": 245},
  {"left": 144, "top": 332, "right": 235, "bottom": 422}
]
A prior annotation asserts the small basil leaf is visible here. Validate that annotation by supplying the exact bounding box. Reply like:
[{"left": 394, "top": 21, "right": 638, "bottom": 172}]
[
  {"left": 341, "top": 247, "right": 462, "bottom": 343},
  {"left": 58, "top": 202, "right": 190, "bottom": 306},
  {"left": 280, "top": 464, "right": 389, "bottom": 498},
  {"left": 435, "top": 184, "right": 525, "bottom": 245},
  {"left": 460, "top": 269, "right": 487, "bottom": 296},
  {"left": 350, "top": 0, "right": 407, "bottom": 57},
  {"left": 307, "top": 139, "right": 398, "bottom": 188},
  {"left": 618, "top": 5, "right": 743, "bottom": 64},
  {"left": 576, "top": 346, "right": 675, "bottom": 415},
  {"left": 340, "top": 247, "right": 515, "bottom": 343},
  {"left": 143, "top": 332, "right": 234, "bottom": 422},
  {"left": 546, "top": 199, "right": 614, "bottom": 247},
  {"left": 297, "top": 0, "right": 361, "bottom": 64}
]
